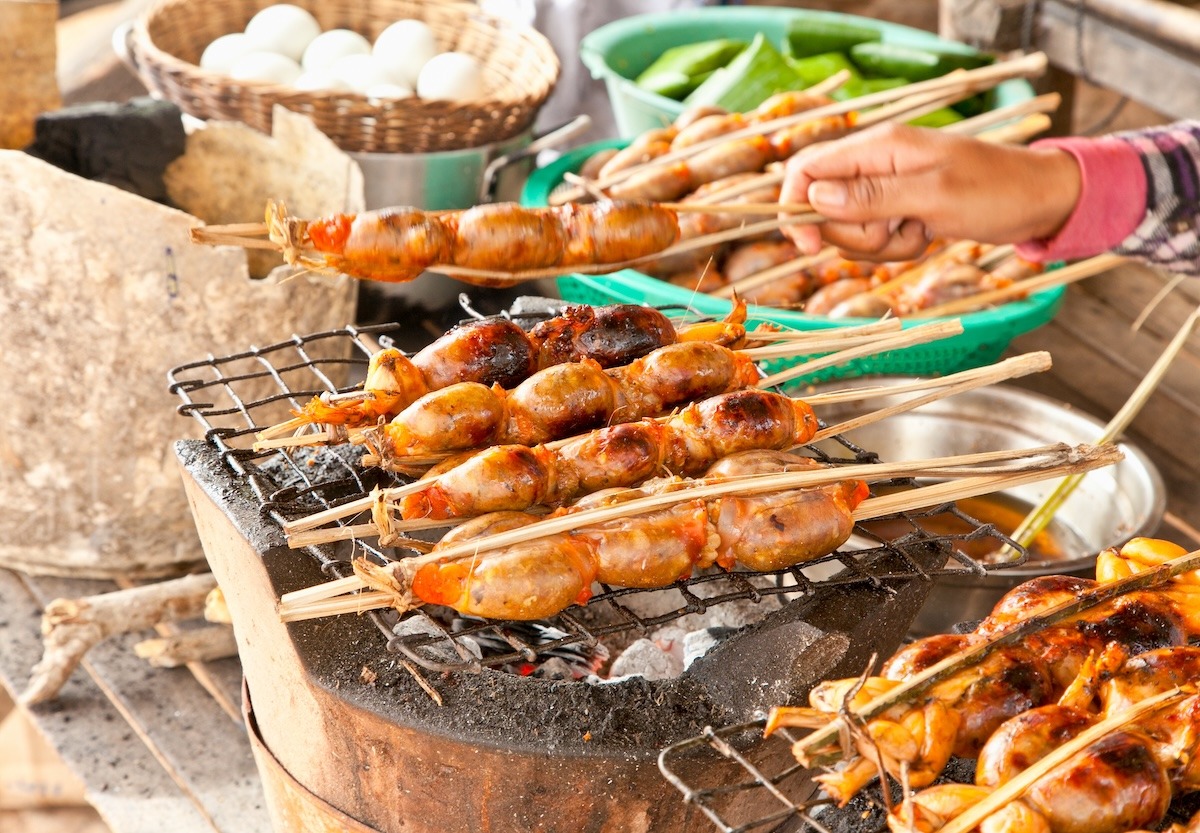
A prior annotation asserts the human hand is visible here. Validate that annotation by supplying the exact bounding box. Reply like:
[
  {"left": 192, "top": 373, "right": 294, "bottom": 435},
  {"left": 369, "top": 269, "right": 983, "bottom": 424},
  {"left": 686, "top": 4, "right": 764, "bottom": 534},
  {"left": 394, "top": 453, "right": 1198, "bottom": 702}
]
[{"left": 780, "top": 123, "right": 1082, "bottom": 261}]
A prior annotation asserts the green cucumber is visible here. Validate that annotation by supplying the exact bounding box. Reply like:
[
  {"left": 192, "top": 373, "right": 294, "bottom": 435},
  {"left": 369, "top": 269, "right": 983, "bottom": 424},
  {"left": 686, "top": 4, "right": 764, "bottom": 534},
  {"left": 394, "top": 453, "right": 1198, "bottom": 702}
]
[
  {"left": 830, "top": 75, "right": 907, "bottom": 102},
  {"left": 785, "top": 19, "right": 882, "bottom": 60},
  {"left": 683, "top": 32, "right": 804, "bottom": 113},
  {"left": 849, "top": 41, "right": 993, "bottom": 82},
  {"left": 908, "top": 107, "right": 965, "bottom": 128},
  {"left": 635, "top": 38, "right": 747, "bottom": 99},
  {"left": 785, "top": 51, "right": 859, "bottom": 88}
]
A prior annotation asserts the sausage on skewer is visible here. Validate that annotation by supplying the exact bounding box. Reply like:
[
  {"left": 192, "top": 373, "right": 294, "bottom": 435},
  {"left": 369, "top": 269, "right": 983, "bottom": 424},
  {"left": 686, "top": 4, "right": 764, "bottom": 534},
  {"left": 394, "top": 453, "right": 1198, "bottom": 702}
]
[
  {"left": 358, "top": 339, "right": 762, "bottom": 460},
  {"left": 387, "top": 388, "right": 820, "bottom": 520},
  {"left": 407, "top": 450, "right": 868, "bottom": 620}
]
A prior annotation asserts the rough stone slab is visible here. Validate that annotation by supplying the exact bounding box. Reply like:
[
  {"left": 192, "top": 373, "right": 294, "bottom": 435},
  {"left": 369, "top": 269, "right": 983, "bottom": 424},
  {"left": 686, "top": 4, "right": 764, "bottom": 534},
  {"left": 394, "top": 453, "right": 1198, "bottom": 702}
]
[{"left": 0, "top": 146, "right": 358, "bottom": 580}]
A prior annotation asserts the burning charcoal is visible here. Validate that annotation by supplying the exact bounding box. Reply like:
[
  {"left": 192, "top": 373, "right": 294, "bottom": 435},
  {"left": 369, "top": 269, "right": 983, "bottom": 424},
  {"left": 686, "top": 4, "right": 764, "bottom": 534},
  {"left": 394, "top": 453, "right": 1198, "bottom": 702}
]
[
  {"left": 528, "top": 657, "right": 576, "bottom": 681},
  {"left": 24, "top": 97, "right": 186, "bottom": 204},
  {"left": 608, "top": 637, "right": 684, "bottom": 681}
]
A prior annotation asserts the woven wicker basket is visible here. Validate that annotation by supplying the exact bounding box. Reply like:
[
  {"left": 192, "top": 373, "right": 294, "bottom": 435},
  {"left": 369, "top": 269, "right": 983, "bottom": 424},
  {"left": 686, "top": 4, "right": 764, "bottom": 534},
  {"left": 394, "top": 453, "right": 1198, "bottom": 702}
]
[{"left": 126, "top": 0, "right": 560, "bottom": 153}]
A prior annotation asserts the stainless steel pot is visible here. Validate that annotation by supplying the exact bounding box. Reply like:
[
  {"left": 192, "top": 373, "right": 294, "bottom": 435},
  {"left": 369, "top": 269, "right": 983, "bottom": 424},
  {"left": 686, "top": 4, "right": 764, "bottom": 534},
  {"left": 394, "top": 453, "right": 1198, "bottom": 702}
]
[{"left": 810, "top": 379, "right": 1167, "bottom": 637}]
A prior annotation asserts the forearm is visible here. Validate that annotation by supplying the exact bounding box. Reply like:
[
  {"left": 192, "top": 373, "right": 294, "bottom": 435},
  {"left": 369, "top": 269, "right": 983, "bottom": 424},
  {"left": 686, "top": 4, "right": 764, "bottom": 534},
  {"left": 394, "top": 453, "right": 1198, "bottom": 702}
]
[{"left": 1017, "top": 122, "right": 1200, "bottom": 276}]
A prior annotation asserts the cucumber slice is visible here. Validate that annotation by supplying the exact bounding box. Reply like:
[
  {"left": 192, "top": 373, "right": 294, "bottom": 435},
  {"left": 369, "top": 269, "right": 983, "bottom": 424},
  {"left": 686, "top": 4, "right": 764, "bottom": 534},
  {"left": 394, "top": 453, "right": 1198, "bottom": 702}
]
[
  {"left": 635, "top": 38, "right": 747, "bottom": 99},
  {"left": 849, "top": 42, "right": 993, "bottom": 82},
  {"left": 785, "top": 19, "right": 882, "bottom": 60},
  {"left": 785, "top": 51, "right": 860, "bottom": 88}
]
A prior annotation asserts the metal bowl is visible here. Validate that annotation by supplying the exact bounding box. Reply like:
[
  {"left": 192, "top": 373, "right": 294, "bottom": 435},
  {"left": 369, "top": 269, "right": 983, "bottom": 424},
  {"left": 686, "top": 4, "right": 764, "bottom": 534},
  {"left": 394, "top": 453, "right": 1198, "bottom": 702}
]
[{"left": 810, "top": 379, "right": 1166, "bottom": 636}]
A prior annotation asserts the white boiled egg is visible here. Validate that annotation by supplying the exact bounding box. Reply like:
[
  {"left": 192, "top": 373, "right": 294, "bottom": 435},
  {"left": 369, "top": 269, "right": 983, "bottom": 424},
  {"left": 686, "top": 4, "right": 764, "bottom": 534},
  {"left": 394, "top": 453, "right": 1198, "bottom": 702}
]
[
  {"left": 243, "top": 4, "right": 322, "bottom": 62},
  {"left": 301, "top": 28, "right": 371, "bottom": 73},
  {"left": 372, "top": 19, "right": 438, "bottom": 87},
  {"left": 199, "top": 32, "right": 256, "bottom": 73},
  {"left": 416, "top": 52, "right": 484, "bottom": 101},
  {"left": 327, "top": 53, "right": 395, "bottom": 94},
  {"left": 228, "top": 51, "right": 303, "bottom": 85}
]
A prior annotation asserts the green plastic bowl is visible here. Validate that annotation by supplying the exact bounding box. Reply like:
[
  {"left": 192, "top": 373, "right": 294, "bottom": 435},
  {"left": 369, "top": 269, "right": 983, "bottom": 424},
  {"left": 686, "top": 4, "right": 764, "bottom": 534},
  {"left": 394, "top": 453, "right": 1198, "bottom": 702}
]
[
  {"left": 521, "top": 142, "right": 1065, "bottom": 386},
  {"left": 581, "top": 6, "right": 1022, "bottom": 137}
]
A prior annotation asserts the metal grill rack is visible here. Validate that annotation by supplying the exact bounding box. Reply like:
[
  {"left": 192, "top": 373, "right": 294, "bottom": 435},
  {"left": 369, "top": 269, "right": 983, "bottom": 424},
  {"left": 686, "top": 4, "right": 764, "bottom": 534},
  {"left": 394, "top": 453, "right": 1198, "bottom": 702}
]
[{"left": 168, "top": 307, "right": 1025, "bottom": 677}]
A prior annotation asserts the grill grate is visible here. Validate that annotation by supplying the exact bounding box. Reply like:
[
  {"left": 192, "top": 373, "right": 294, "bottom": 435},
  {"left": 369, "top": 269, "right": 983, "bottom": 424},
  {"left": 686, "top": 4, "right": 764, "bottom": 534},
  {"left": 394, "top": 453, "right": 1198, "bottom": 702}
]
[{"left": 168, "top": 305, "right": 1024, "bottom": 676}]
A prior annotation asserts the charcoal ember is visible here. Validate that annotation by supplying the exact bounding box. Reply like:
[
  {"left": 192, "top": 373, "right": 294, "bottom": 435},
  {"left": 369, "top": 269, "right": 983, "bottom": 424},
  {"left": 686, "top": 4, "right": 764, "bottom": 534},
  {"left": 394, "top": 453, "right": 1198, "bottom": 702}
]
[
  {"left": 24, "top": 97, "right": 186, "bottom": 204},
  {"left": 608, "top": 638, "right": 683, "bottom": 681}
]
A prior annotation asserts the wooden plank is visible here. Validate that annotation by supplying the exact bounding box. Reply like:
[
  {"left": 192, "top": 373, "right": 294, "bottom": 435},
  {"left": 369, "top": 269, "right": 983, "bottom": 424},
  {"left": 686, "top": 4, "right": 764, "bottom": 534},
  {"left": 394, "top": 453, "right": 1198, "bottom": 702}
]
[
  {"left": 20, "top": 575, "right": 271, "bottom": 833},
  {"left": 0, "top": 570, "right": 218, "bottom": 833},
  {"left": 1037, "top": 0, "right": 1200, "bottom": 120}
]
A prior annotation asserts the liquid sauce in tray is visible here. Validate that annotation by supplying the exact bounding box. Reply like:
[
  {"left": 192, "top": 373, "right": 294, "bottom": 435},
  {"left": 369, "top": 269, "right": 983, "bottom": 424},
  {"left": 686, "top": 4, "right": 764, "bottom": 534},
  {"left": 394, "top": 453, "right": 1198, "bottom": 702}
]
[{"left": 861, "top": 489, "right": 1090, "bottom": 566}]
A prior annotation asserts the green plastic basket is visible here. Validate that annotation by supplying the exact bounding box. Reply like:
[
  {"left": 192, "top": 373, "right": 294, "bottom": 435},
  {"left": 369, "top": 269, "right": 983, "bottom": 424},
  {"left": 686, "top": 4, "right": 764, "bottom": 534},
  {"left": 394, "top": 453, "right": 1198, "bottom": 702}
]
[
  {"left": 521, "top": 142, "right": 1065, "bottom": 387},
  {"left": 581, "top": 6, "right": 1023, "bottom": 137}
]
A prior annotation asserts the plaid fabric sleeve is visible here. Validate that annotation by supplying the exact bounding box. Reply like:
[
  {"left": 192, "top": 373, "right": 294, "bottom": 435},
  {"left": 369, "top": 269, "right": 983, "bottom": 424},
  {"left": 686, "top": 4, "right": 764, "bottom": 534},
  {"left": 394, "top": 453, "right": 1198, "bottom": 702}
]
[{"left": 1110, "top": 121, "right": 1200, "bottom": 275}]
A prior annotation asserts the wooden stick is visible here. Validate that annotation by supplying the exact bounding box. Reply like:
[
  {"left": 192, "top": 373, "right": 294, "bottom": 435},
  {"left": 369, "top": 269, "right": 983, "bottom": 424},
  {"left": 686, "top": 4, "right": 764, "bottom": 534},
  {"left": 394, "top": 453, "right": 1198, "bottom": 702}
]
[
  {"left": 941, "top": 92, "right": 1061, "bottom": 135},
  {"left": 914, "top": 253, "right": 1127, "bottom": 318},
  {"left": 995, "top": 305, "right": 1200, "bottom": 560},
  {"left": 937, "top": 686, "right": 1192, "bottom": 833},
  {"left": 783, "top": 546, "right": 1200, "bottom": 765},
  {"left": 20, "top": 573, "right": 219, "bottom": 705},
  {"left": 277, "top": 442, "right": 1115, "bottom": 614},
  {"left": 811, "top": 351, "right": 1052, "bottom": 441},
  {"left": 133, "top": 625, "right": 238, "bottom": 668},
  {"left": 432, "top": 213, "right": 826, "bottom": 283},
  {"left": 662, "top": 201, "right": 814, "bottom": 216},
  {"left": 756, "top": 318, "right": 964, "bottom": 388},
  {"left": 549, "top": 52, "right": 1049, "bottom": 205},
  {"left": 713, "top": 248, "right": 839, "bottom": 299}
]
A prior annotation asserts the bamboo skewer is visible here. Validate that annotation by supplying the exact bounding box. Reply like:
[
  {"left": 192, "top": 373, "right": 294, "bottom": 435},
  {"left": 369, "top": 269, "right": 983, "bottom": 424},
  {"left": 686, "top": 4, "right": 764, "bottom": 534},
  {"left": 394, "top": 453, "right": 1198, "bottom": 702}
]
[
  {"left": 935, "top": 686, "right": 1192, "bottom": 833},
  {"left": 712, "top": 248, "right": 839, "bottom": 299},
  {"left": 757, "top": 318, "right": 963, "bottom": 389},
  {"left": 276, "top": 443, "right": 1120, "bottom": 622},
  {"left": 914, "top": 253, "right": 1127, "bottom": 318},
  {"left": 549, "top": 52, "right": 1049, "bottom": 205},
  {"left": 281, "top": 344, "right": 1045, "bottom": 535},
  {"left": 779, "top": 546, "right": 1200, "bottom": 766},
  {"left": 810, "top": 351, "right": 1051, "bottom": 442},
  {"left": 252, "top": 320, "right": 914, "bottom": 453},
  {"left": 995, "top": 306, "right": 1200, "bottom": 561}
]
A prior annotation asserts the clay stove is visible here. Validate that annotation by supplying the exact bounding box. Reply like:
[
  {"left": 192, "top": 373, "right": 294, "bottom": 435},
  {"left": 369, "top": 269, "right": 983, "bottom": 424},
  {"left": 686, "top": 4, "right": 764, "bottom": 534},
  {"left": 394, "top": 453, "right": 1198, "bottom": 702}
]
[{"left": 169, "top": 316, "right": 1009, "bottom": 833}]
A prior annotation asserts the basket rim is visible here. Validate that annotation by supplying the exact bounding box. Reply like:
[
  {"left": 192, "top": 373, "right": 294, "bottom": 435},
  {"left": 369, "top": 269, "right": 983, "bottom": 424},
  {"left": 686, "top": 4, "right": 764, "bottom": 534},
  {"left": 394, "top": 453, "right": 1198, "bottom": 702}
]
[{"left": 127, "top": 0, "right": 561, "bottom": 113}]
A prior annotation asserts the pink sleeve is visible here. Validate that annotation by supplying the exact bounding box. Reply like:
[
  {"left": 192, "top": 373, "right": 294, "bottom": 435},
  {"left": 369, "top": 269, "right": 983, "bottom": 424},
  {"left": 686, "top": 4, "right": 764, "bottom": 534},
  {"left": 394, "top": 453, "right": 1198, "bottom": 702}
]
[{"left": 1014, "top": 136, "right": 1146, "bottom": 262}]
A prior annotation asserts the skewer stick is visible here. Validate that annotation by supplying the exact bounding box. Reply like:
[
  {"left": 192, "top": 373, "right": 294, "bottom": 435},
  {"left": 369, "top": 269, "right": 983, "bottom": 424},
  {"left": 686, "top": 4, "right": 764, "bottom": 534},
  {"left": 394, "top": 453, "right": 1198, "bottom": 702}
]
[
  {"left": 432, "top": 214, "right": 827, "bottom": 283},
  {"left": 713, "top": 248, "right": 839, "bottom": 299},
  {"left": 936, "top": 686, "right": 1192, "bottom": 833},
  {"left": 811, "top": 351, "right": 1052, "bottom": 441},
  {"left": 780, "top": 545, "right": 1200, "bottom": 765},
  {"left": 940, "top": 92, "right": 1061, "bottom": 135},
  {"left": 756, "top": 318, "right": 964, "bottom": 388},
  {"left": 355, "top": 346, "right": 1049, "bottom": 491},
  {"left": 913, "top": 253, "right": 1127, "bottom": 318},
  {"left": 277, "top": 442, "right": 1116, "bottom": 614},
  {"left": 662, "top": 201, "right": 814, "bottom": 216},
  {"left": 549, "top": 52, "right": 1049, "bottom": 205},
  {"left": 995, "top": 305, "right": 1200, "bottom": 561}
]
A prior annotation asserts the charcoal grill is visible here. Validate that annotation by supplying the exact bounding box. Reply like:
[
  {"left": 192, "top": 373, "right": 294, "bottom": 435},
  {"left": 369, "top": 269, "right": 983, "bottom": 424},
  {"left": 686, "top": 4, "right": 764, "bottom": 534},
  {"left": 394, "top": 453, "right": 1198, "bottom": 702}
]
[{"left": 168, "top": 301, "right": 1021, "bottom": 833}]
